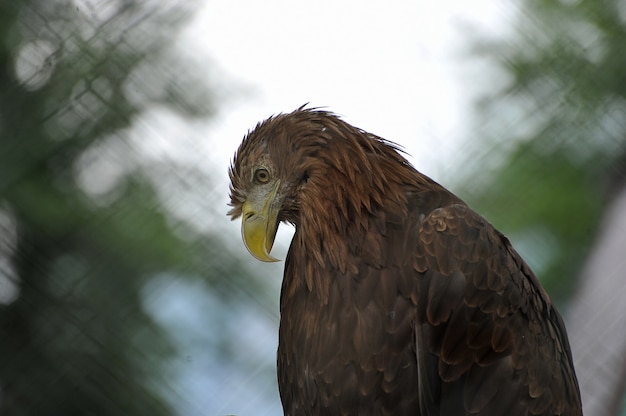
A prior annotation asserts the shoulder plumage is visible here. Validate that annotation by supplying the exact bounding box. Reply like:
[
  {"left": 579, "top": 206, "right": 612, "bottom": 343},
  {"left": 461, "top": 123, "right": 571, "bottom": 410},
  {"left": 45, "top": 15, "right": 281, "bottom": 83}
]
[{"left": 413, "top": 204, "right": 582, "bottom": 415}]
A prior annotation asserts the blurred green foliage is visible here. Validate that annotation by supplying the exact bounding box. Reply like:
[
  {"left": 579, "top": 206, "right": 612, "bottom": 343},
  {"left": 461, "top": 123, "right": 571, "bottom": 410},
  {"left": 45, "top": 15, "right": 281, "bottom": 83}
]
[
  {"left": 3, "top": 0, "right": 625, "bottom": 414},
  {"left": 0, "top": 1, "right": 273, "bottom": 414},
  {"left": 459, "top": 0, "right": 626, "bottom": 304}
]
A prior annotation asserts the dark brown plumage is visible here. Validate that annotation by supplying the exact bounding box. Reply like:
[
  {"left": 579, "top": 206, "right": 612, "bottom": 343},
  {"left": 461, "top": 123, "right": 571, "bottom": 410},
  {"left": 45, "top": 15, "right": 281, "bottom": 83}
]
[{"left": 228, "top": 107, "right": 582, "bottom": 415}]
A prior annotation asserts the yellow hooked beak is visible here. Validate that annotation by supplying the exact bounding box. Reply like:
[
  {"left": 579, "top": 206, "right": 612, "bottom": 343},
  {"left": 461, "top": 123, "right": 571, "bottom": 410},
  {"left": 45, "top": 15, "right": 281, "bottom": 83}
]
[{"left": 241, "top": 180, "right": 281, "bottom": 262}]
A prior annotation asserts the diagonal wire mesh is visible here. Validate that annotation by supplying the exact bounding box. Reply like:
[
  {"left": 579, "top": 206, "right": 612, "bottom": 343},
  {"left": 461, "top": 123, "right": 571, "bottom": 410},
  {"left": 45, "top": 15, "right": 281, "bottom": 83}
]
[{"left": 0, "top": 0, "right": 625, "bottom": 415}]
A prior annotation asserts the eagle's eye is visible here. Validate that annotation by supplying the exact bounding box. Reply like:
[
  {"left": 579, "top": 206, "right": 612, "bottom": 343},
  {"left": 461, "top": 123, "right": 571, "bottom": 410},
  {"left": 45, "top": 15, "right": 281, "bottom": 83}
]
[{"left": 254, "top": 167, "right": 270, "bottom": 184}]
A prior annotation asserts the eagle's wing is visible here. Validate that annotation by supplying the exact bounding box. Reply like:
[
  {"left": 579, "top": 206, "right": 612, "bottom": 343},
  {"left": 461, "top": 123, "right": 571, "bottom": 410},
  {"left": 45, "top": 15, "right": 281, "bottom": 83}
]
[{"left": 413, "top": 204, "right": 581, "bottom": 416}]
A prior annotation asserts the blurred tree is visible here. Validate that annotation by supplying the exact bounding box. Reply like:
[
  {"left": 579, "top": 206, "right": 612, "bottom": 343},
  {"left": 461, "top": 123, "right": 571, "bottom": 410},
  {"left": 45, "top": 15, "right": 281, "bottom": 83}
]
[
  {"left": 458, "top": 0, "right": 626, "bottom": 414},
  {"left": 459, "top": 0, "right": 626, "bottom": 303},
  {"left": 0, "top": 1, "right": 274, "bottom": 415}
]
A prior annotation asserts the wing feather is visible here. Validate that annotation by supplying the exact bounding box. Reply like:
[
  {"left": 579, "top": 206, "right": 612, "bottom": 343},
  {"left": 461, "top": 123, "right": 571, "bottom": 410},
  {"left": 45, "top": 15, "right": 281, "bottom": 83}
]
[{"left": 415, "top": 204, "right": 582, "bottom": 415}]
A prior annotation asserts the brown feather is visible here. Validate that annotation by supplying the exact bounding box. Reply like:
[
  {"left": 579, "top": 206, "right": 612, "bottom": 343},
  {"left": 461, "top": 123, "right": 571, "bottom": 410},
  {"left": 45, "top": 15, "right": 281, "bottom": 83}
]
[{"left": 228, "top": 107, "right": 582, "bottom": 415}]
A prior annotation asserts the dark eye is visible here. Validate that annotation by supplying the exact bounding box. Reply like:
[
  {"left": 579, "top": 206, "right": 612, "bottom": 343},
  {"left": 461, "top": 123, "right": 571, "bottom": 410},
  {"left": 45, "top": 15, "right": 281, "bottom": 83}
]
[{"left": 254, "top": 168, "right": 270, "bottom": 184}]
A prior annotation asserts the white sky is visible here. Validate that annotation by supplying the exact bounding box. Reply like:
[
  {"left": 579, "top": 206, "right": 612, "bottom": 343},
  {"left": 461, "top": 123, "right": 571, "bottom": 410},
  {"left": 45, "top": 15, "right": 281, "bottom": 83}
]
[{"left": 181, "top": 0, "right": 513, "bottom": 178}]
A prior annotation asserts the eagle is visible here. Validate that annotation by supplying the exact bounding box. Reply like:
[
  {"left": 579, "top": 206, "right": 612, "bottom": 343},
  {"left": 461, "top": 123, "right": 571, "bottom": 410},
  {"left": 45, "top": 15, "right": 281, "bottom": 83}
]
[{"left": 228, "top": 107, "right": 582, "bottom": 415}]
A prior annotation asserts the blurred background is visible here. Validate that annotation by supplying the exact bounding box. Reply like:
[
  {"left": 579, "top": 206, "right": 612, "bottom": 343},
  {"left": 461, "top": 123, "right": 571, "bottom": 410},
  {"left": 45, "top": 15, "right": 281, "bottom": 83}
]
[{"left": 1, "top": 0, "right": 625, "bottom": 415}]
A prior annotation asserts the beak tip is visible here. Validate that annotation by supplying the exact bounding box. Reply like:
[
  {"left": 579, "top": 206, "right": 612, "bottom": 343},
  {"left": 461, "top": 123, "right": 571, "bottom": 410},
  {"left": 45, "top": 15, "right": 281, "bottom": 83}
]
[
  {"left": 259, "top": 255, "right": 280, "bottom": 263},
  {"left": 247, "top": 248, "right": 280, "bottom": 263}
]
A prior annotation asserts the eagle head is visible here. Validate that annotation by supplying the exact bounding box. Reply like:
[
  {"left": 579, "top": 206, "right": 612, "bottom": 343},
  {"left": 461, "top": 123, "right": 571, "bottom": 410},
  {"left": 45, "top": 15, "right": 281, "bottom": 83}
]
[
  {"left": 227, "top": 107, "right": 324, "bottom": 262},
  {"left": 228, "top": 106, "right": 416, "bottom": 264}
]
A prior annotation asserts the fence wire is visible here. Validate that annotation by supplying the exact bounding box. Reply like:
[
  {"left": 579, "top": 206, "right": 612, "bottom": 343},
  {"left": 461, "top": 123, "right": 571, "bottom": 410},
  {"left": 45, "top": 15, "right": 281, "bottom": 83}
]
[{"left": 1, "top": 1, "right": 625, "bottom": 415}]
